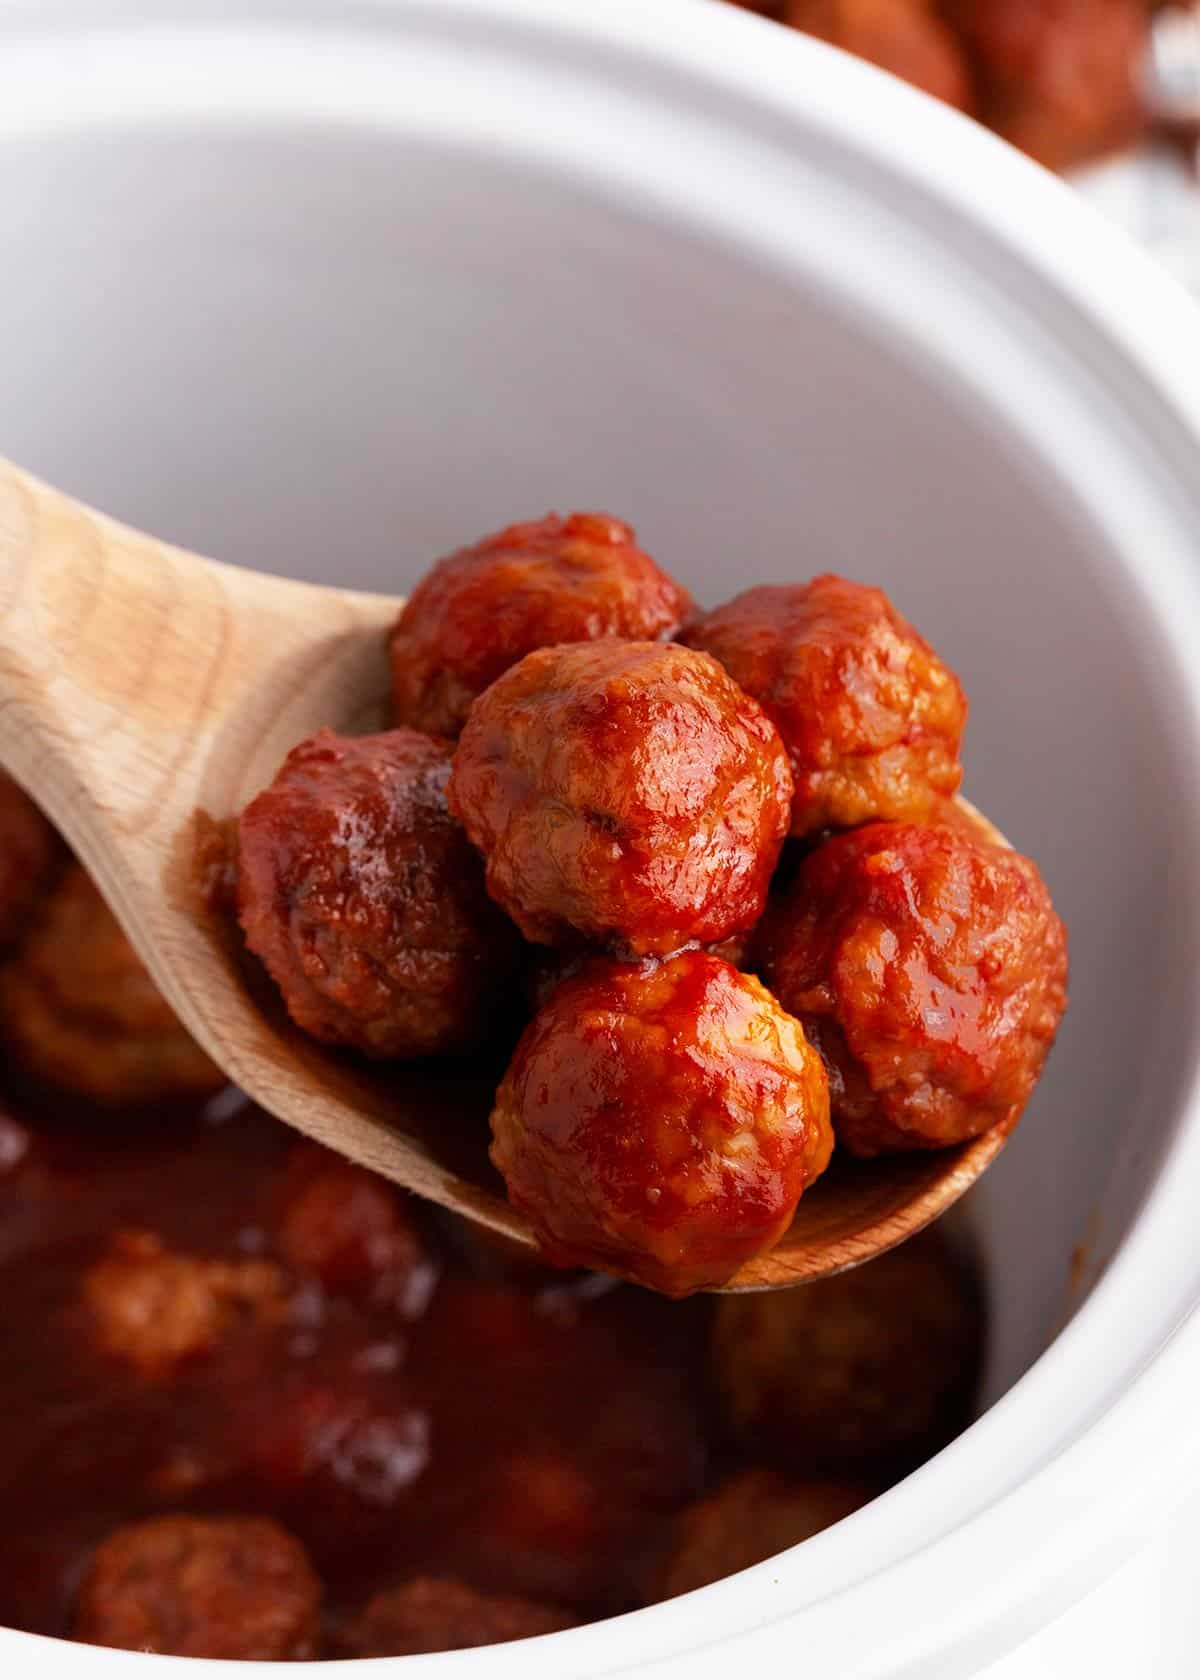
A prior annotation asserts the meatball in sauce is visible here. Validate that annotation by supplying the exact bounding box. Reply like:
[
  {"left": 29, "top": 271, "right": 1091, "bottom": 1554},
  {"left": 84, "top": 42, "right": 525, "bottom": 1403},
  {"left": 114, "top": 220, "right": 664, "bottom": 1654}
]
[
  {"left": 490, "top": 949, "right": 832, "bottom": 1296},
  {"left": 759, "top": 818, "right": 1068, "bottom": 1155},
  {"left": 0, "top": 865, "right": 224, "bottom": 1106},
  {"left": 449, "top": 639, "right": 793, "bottom": 955},
  {"left": 683, "top": 576, "right": 966, "bottom": 836},
  {"left": 390, "top": 512, "right": 693, "bottom": 737},
  {"left": 237, "top": 728, "right": 523, "bottom": 1057}
]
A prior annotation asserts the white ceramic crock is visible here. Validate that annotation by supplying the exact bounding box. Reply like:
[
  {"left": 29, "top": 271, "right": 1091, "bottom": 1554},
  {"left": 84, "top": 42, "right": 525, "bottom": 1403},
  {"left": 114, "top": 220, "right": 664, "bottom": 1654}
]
[{"left": 2, "top": 2, "right": 1200, "bottom": 1675}]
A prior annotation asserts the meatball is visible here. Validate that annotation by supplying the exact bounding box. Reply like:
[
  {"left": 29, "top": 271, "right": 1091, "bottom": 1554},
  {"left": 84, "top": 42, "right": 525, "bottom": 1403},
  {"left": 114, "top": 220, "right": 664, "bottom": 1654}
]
[
  {"left": 787, "top": 0, "right": 975, "bottom": 110},
  {"left": 490, "top": 949, "right": 832, "bottom": 1297},
  {"left": 83, "top": 1229, "right": 288, "bottom": 1378},
  {"left": 759, "top": 819, "right": 1068, "bottom": 1155},
  {"left": 338, "top": 1576, "right": 576, "bottom": 1658},
  {"left": 0, "top": 772, "right": 60, "bottom": 948},
  {"left": 72, "top": 1515, "right": 321, "bottom": 1659},
  {"left": 253, "top": 1378, "right": 432, "bottom": 1541},
  {"left": 683, "top": 577, "right": 966, "bottom": 837},
  {"left": 945, "top": 0, "right": 1149, "bottom": 171},
  {"left": 274, "top": 1143, "right": 435, "bottom": 1312},
  {"left": 712, "top": 1227, "right": 983, "bottom": 1471},
  {"left": 237, "top": 728, "right": 523, "bottom": 1058},
  {"left": 449, "top": 641, "right": 793, "bottom": 955},
  {"left": 389, "top": 512, "right": 693, "bottom": 738},
  {"left": 0, "top": 865, "right": 225, "bottom": 1105},
  {"left": 653, "top": 1469, "right": 874, "bottom": 1600}
]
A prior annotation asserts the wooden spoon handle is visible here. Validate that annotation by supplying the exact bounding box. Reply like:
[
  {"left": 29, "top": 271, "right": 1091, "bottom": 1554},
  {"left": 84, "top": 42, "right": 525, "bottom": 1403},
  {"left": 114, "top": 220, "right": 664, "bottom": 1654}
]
[{"left": 0, "top": 459, "right": 397, "bottom": 856}]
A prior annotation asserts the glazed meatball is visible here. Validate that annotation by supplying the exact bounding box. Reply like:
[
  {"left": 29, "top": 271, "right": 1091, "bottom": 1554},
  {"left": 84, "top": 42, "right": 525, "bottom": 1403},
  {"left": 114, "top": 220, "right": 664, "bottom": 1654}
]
[
  {"left": 787, "top": 0, "right": 975, "bottom": 110},
  {"left": 449, "top": 641, "right": 793, "bottom": 955},
  {"left": 338, "top": 1576, "right": 576, "bottom": 1658},
  {"left": 944, "top": 0, "right": 1149, "bottom": 170},
  {"left": 237, "top": 728, "right": 523, "bottom": 1058},
  {"left": 72, "top": 1515, "right": 321, "bottom": 1659},
  {"left": 683, "top": 577, "right": 966, "bottom": 837},
  {"left": 712, "top": 1227, "right": 982, "bottom": 1471},
  {"left": 275, "top": 1143, "right": 435, "bottom": 1312},
  {"left": 252, "top": 1378, "right": 432, "bottom": 1552},
  {"left": 389, "top": 512, "right": 693, "bottom": 738},
  {"left": 0, "top": 865, "right": 225, "bottom": 1105},
  {"left": 490, "top": 949, "right": 832, "bottom": 1297},
  {"left": 0, "top": 772, "right": 60, "bottom": 948},
  {"left": 83, "top": 1229, "right": 288, "bottom": 1378},
  {"left": 653, "top": 1469, "right": 874, "bottom": 1600},
  {"left": 759, "top": 819, "right": 1068, "bottom": 1155}
]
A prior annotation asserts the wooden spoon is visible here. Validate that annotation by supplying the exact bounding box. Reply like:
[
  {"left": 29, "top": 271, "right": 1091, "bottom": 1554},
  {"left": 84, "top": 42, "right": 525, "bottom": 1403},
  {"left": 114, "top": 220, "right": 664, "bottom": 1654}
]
[{"left": 0, "top": 458, "right": 1014, "bottom": 1290}]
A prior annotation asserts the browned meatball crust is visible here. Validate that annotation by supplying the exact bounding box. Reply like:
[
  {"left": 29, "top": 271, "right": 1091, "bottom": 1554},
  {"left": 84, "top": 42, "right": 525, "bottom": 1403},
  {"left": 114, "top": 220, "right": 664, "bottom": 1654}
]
[
  {"left": 72, "top": 1515, "right": 321, "bottom": 1659},
  {"left": 237, "top": 728, "right": 523, "bottom": 1058},
  {"left": 759, "top": 818, "right": 1068, "bottom": 1155},
  {"left": 390, "top": 512, "right": 693, "bottom": 737},
  {"left": 0, "top": 865, "right": 224, "bottom": 1104},
  {"left": 787, "top": 0, "right": 975, "bottom": 109},
  {"left": 449, "top": 640, "right": 793, "bottom": 956},
  {"left": 683, "top": 576, "right": 966, "bottom": 837},
  {"left": 0, "top": 772, "right": 60, "bottom": 948},
  {"left": 490, "top": 949, "right": 832, "bottom": 1297},
  {"left": 83, "top": 1229, "right": 288, "bottom": 1378},
  {"left": 338, "top": 1575, "right": 577, "bottom": 1657},
  {"left": 653, "top": 1468, "right": 874, "bottom": 1599},
  {"left": 712, "top": 1228, "right": 983, "bottom": 1471}
]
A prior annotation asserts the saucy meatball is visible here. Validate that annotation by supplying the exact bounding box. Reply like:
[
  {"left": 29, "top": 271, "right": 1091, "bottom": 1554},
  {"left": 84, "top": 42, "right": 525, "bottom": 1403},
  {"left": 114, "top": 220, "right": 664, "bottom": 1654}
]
[
  {"left": 237, "top": 728, "right": 523, "bottom": 1058},
  {"left": 653, "top": 1469, "right": 874, "bottom": 1599},
  {"left": 338, "top": 1576, "right": 576, "bottom": 1658},
  {"left": 390, "top": 512, "right": 693, "bottom": 738},
  {"left": 945, "top": 0, "right": 1149, "bottom": 171},
  {"left": 0, "top": 865, "right": 224, "bottom": 1105},
  {"left": 759, "top": 819, "right": 1068, "bottom": 1155},
  {"left": 274, "top": 1144, "right": 435, "bottom": 1313},
  {"left": 72, "top": 1515, "right": 321, "bottom": 1659},
  {"left": 490, "top": 949, "right": 832, "bottom": 1297},
  {"left": 83, "top": 1229, "right": 288, "bottom": 1379},
  {"left": 449, "top": 641, "right": 793, "bottom": 955},
  {"left": 253, "top": 1377, "right": 432, "bottom": 1540},
  {"left": 0, "top": 772, "right": 60, "bottom": 948},
  {"left": 787, "top": 0, "right": 975, "bottom": 110},
  {"left": 682, "top": 576, "right": 966, "bottom": 837},
  {"left": 713, "top": 1227, "right": 982, "bottom": 1471}
]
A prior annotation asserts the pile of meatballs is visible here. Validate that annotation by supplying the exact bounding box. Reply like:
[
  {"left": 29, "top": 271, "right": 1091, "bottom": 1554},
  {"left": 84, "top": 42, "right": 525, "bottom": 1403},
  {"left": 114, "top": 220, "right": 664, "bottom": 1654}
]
[
  {"left": 233, "top": 513, "right": 1068, "bottom": 1299},
  {"left": 0, "top": 768, "right": 983, "bottom": 1661}
]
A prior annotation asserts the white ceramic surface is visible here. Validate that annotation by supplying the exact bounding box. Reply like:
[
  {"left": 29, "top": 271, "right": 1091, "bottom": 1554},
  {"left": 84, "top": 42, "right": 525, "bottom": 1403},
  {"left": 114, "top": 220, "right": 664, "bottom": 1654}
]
[{"left": 2, "top": 2, "right": 1200, "bottom": 1675}]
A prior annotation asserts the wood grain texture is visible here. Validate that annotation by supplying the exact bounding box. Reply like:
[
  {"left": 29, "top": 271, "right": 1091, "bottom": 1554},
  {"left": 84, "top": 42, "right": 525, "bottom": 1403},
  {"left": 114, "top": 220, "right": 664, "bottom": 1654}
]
[{"left": 0, "top": 456, "right": 1018, "bottom": 1289}]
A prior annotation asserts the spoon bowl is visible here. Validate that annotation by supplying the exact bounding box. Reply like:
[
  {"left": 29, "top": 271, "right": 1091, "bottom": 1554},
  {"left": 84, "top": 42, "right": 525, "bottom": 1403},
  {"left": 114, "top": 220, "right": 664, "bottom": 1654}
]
[{"left": 0, "top": 457, "right": 1014, "bottom": 1290}]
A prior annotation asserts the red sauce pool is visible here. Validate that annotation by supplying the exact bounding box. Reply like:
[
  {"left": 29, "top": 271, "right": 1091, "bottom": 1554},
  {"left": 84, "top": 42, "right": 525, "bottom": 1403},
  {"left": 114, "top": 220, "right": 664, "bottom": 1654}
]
[{"left": 0, "top": 1082, "right": 711, "bottom": 1642}]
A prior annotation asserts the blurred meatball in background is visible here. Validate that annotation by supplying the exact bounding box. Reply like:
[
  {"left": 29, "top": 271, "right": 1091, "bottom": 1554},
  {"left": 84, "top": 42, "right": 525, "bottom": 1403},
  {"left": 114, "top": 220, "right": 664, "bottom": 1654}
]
[
  {"left": 787, "top": 0, "right": 976, "bottom": 109},
  {"left": 337, "top": 1575, "right": 577, "bottom": 1658},
  {"left": 944, "top": 0, "right": 1151, "bottom": 170},
  {"left": 0, "top": 865, "right": 225, "bottom": 1106},
  {"left": 72, "top": 1515, "right": 321, "bottom": 1660},
  {"left": 82, "top": 1229, "right": 288, "bottom": 1380},
  {"left": 652, "top": 1469, "right": 877, "bottom": 1599},
  {"left": 712, "top": 1226, "right": 983, "bottom": 1473},
  {"left": 0, "top": 773, "right": 62, "bottom": 949}
]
